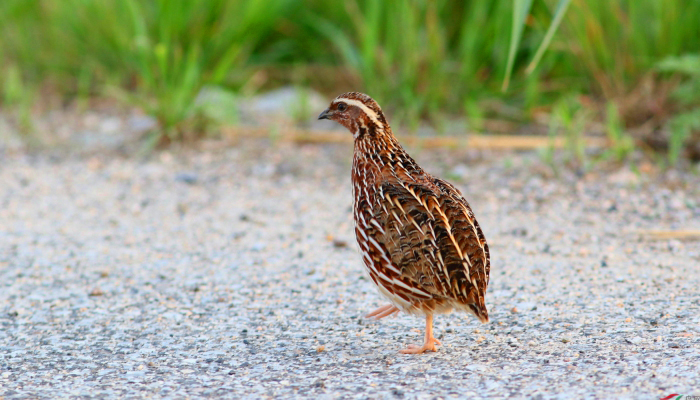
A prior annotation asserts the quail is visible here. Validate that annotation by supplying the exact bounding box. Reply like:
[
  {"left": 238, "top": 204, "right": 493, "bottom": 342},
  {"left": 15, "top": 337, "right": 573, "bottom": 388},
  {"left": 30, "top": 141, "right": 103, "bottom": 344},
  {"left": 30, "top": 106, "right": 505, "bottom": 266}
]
[{"left": 319, "top": 92, "right": 490, "bottom": 354}]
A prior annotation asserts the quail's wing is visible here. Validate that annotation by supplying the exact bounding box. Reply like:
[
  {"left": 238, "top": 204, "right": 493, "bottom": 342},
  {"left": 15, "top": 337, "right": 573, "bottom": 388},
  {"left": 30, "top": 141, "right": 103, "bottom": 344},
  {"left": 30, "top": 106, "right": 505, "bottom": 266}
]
[
  {"left": 364, "top": 177, "right": 489, "bottom": 306},
  {"left": 430, "top": 176, "right": 490, "bottom": 287}
]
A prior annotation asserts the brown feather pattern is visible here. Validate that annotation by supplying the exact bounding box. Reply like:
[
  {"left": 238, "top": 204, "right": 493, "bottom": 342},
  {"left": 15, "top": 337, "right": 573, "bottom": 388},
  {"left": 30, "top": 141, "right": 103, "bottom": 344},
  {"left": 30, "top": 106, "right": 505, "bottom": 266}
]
[{"left": 323, "top": 92, "right": 490, "bottom": 323}]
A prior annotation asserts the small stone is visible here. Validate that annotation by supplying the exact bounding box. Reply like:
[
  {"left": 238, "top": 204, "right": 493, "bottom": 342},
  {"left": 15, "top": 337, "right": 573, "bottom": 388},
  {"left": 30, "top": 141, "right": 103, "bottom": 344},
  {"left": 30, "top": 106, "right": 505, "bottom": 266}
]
[
  {"left": 332, "top": 239, "right": 348, "bottom": 248},
  {"left": 251, "top": 242, "right": 266, "bottom": 251},
  {"left": 511, "top": 228, "right": 527, "bottom": 237},
  {"left": 175, "top": 172, "right": 198, "bottom": 185},
  {"left": 626, "top": 337, "right": 642, "bottom": 345}
]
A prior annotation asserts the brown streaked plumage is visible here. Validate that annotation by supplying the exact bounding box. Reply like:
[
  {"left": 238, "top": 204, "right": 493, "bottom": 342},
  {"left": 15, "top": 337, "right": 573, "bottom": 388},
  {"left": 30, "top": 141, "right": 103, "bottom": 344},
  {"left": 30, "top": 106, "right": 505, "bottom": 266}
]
[{"left": 319, "top": 92, "right": 490, "bottom": 354}]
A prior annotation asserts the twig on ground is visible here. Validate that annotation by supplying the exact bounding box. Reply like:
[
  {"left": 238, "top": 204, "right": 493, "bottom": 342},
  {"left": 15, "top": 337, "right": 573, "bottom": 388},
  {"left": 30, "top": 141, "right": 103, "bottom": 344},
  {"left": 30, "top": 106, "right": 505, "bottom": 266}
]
[
  {"left": 638, "top": 230, "right": 700, "bottom": 240},
  {"left": 223, "top": 127, "right": 609, "bottom": 150}
]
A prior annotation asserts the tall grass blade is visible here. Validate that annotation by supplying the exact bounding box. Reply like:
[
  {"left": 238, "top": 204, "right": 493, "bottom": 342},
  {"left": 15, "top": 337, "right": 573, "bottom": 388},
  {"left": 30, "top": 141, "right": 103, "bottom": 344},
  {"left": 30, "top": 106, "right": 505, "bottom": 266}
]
[
  {"left": 525, "top": 0, "right": 571, "bottom": 75},
  {"left": 502, "top": 0, "right": 533, "bottom": 92}
]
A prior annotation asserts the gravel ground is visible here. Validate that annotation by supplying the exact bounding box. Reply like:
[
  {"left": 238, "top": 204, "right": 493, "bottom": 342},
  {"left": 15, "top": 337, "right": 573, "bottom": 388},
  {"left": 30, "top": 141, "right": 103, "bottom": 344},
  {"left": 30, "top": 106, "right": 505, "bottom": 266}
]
[{"left": 1, "top": 135, "right": 699, "bottom": 399}]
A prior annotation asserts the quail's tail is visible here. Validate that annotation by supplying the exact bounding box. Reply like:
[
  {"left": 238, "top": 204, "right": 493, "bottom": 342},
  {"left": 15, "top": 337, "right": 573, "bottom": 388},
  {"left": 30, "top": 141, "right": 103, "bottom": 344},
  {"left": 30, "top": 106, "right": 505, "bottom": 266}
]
[{"left": 468, "top": 296, "right": 489, "bottom": 323}]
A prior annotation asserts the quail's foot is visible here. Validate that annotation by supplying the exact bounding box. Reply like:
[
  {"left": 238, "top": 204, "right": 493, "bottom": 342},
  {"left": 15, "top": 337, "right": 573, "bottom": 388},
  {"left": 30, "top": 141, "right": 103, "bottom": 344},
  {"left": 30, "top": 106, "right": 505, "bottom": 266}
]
[
  {"left": 400, "top": 337, "right": 442, "bottom": 354},
  {"left": 365, "top": 304, "right": 400, "bottom": 320}
]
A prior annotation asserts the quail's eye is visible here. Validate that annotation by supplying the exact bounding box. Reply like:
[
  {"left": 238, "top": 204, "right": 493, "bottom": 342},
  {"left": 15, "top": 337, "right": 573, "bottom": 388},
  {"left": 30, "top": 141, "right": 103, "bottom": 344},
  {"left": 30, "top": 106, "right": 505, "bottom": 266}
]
[{"left": 337, "top": 103, "right": 347, "bottom": 112}]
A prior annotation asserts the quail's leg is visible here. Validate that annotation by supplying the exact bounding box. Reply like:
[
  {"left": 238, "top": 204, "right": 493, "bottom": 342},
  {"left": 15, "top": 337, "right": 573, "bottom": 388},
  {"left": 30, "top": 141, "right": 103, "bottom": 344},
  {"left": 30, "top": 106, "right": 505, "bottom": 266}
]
[
  {"left": 365, "top": 304, "right": 400, "bottom": 320},
  {"left": 400, "top": 314, "right": 441, "bottom": 354}
]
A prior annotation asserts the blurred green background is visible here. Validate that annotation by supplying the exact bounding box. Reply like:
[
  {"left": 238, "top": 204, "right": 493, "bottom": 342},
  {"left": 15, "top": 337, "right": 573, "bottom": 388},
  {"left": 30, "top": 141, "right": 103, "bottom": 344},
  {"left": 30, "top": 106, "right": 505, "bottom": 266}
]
[{"left": 1, "top": 0, "right": 700, "bottom": 165}]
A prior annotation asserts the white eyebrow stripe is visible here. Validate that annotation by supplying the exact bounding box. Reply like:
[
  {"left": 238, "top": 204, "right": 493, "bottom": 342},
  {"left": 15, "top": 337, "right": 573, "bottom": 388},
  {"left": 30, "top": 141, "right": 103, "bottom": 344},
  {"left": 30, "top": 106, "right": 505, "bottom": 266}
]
[{"left": 333, "top": 98, "right": 381, "bottom": 126}]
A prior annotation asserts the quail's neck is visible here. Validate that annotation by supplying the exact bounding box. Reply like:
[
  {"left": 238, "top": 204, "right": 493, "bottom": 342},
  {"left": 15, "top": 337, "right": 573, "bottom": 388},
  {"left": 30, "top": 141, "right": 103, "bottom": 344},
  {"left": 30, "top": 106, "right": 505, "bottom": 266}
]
[
  {"left": 352, "top": 130, "right": 424, "bottom": 187},
  {"left": 353, "top": 127, "right": 403, "bottom": 160}
]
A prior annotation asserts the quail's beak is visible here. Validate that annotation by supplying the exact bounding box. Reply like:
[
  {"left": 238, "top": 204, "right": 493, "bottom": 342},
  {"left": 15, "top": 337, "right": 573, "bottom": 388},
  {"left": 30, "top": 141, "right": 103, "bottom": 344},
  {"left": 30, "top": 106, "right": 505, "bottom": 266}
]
[{"left": 318, "top": 108, "right": 331, "bottom": 120}]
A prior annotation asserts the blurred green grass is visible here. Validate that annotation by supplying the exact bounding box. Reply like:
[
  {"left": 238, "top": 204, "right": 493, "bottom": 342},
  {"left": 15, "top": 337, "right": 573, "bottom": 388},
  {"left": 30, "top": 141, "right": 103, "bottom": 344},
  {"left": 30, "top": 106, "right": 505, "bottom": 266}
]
[{"left": 1, "top": 0, "right": 699, "bottom": 163}]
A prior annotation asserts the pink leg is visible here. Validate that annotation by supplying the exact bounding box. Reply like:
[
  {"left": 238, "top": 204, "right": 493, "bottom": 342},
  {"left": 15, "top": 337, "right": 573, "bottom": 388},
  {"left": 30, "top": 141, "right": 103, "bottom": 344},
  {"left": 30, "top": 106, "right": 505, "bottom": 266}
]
[
  {"left": 400, "top": 314, "right": 441, "bottom": 354},
  {"left": 365, "top": 304, "right": 400, "bottom": 320}
]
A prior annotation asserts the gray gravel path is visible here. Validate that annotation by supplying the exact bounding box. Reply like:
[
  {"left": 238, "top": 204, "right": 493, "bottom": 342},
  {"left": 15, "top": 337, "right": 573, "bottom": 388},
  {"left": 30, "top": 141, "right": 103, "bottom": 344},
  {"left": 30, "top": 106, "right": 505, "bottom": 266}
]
[{"left": 1, "top": 139, "right": 699, "bottom": 398}]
